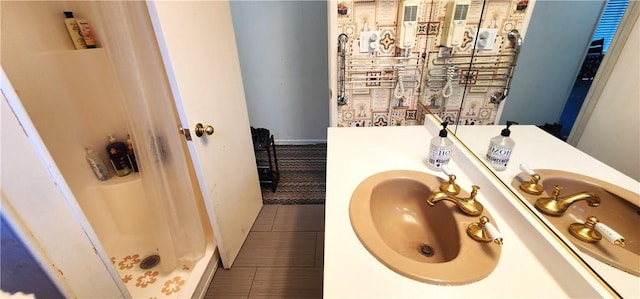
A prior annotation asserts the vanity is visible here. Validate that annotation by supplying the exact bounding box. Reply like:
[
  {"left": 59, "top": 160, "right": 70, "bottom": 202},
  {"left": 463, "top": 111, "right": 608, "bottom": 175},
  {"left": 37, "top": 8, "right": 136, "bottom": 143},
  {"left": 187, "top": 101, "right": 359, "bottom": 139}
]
[{"left": 324, "top": 118, "right": 638, "bottom": 298}]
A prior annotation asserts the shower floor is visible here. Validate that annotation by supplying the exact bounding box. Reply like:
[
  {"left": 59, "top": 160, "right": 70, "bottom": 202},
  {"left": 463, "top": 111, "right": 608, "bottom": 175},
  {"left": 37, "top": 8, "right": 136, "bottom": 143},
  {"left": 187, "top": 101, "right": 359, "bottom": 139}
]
[{"left": 106, "top": 235, "right": 214, "bottom": 298}]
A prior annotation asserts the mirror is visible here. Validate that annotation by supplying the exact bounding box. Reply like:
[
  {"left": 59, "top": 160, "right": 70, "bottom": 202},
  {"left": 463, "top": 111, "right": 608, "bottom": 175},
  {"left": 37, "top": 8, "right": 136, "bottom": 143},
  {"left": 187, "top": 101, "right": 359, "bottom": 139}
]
[
  {"left": 445, "top": 2, "right": 639, "bottom": 297},
  {"left": 333, "top": 0, "right": 531, "bottom": 128}
]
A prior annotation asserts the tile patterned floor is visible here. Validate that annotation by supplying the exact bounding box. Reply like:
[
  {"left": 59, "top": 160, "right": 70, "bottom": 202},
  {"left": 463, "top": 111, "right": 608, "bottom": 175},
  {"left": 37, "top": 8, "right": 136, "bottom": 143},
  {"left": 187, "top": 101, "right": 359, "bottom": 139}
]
[{"left": 205, "top": 205, "right": 325, "bottom": 299}]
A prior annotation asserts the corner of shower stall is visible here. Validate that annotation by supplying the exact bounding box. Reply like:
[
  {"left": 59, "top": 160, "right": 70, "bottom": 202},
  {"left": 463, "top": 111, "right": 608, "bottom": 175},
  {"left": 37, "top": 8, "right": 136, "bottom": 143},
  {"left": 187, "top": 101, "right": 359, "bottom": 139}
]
[
  {"left": 79, "top": 170, "right": 218, "bottom": 298},
  {"left": 1, "top": 1, "right": 219, "bottom": 297}
]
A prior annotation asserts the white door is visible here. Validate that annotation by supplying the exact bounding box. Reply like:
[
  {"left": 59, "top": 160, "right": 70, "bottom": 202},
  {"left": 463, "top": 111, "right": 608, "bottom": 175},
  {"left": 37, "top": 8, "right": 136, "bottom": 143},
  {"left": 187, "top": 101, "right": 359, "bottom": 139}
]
[{"left": 146, "top": 1, "right": 263, "bottom": 268}]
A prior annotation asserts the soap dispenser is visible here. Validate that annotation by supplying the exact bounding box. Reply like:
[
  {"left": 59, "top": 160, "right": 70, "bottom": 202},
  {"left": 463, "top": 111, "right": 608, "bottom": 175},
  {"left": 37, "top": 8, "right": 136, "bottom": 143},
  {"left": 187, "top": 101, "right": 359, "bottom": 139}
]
[
  {"left": 106, "top": 135, "right": 132, "bottom": 177},
  {"left": 427, "top": 122, "right": 453, "bottom": 170},
  {"left": 485, "top": 121, "right": 518, "bottom": 171}
]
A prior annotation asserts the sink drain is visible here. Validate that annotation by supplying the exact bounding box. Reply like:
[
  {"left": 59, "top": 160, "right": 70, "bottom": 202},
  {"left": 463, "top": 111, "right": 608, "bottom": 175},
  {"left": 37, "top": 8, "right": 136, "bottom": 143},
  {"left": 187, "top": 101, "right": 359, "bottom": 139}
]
[
  {"left": 419, "top": 244, "right": 435, "bottom": 257},
  {"left": 140, "top": 254, "right": 161, "bottom": 270}
]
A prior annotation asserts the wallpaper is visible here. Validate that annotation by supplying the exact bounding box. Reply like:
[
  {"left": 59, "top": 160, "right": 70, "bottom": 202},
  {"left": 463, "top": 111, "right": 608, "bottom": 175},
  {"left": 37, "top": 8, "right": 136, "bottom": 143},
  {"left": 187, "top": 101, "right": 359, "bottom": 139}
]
[{"left": 335, "top": 0, "right": 531, "bottom": 127}]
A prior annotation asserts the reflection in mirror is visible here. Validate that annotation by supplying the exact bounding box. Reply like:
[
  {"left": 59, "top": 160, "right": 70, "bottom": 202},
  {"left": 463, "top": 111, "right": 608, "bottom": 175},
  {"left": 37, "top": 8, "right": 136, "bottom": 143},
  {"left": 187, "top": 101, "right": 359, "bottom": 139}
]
[
  {"left": 452, "top": 123, "right": 639, "bottom": 298},
  {"left": 333, "top": 0, "right": 533, "bottom": 129},
  {"left": 450, "top": 3, "right": 639, "bottom": 297},
  {"left": 511, "top": 169, "right": 639, "bottom": 277}
]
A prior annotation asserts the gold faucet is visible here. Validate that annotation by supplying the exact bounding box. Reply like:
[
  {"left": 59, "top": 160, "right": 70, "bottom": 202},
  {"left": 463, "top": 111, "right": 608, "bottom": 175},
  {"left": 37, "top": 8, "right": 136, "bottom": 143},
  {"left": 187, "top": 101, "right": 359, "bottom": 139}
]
[
  {"left": 427, "top": 185, "right": 484, "bottom": 216},
  {"left": 535, "top": 185, "right": 600, "bottom": 216}
]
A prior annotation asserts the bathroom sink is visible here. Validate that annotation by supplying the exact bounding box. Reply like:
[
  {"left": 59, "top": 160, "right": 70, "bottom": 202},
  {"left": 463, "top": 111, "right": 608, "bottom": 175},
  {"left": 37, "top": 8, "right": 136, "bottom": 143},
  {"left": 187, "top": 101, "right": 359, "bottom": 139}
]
[
  {"left": 513, "top": 169, "right": 640, "bottom": 276},
  {"left": 349, "top": 170, "right": 501, "bottom": 285}
]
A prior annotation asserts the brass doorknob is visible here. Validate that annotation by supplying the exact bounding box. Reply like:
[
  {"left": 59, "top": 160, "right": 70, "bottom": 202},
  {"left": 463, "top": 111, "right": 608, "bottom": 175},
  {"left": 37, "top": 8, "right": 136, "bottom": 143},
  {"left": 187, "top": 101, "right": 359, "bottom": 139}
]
[{"left": 195, "top": 123, "right": 214, "bottom": 137}]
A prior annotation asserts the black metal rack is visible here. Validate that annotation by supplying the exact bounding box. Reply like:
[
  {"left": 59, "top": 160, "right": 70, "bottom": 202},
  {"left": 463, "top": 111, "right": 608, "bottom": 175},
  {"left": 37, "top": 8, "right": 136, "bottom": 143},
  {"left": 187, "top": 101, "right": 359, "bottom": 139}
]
[{"left": 251, "top": 127, "right": 279, "bottom": 192}]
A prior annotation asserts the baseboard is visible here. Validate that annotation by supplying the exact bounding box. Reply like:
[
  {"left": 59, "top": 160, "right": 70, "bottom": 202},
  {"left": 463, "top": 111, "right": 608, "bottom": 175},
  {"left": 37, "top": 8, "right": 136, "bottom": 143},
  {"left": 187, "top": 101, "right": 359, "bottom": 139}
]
[{"left": 274, "top": 139, "right": 327, "bottom": 145}]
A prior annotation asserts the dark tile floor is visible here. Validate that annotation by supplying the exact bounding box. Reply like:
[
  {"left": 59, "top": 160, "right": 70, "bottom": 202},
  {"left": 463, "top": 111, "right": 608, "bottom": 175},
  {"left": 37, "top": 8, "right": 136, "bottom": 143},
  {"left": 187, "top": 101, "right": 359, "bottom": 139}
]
[{"left": 205, "top": 205, "right": 324, "bottom": 299}]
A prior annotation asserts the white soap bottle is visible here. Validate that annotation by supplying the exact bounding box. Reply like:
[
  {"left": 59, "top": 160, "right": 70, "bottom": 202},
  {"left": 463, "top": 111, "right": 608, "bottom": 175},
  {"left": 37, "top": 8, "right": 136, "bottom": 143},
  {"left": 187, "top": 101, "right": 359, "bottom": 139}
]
[
  {"left": 485, "top": 121, "right": 517, "bottom": 171},
  {"left": 85, "top": 147, "right": 110, "bottom": 181},
  {"left": 427, "top": 122, "right": 453, "bottom": 170}
]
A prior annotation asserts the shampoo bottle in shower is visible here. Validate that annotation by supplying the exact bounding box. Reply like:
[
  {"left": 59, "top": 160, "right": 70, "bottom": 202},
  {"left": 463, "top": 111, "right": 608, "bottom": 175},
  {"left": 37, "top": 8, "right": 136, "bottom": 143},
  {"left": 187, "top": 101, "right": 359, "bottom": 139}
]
[
  {"left": 126, "top": 134, "right": 139, "bottom": 172},
  {"left": 63, "top": 11, "right": 87, "bottom": 50},
  {"left": 85, "top": 147, "right": 110, "bottom": 181},
  {"left": 485, "top": 121, "right": 518, "bottom": 171},
  {"left": 427, "top": 122, "right": 453, "bottom": 170},
  {"left": 106, "top": 135, "right": 132, "bottom": 177},
  {"left": 75, "top": 18, "right": 97, "bottom": 48}
]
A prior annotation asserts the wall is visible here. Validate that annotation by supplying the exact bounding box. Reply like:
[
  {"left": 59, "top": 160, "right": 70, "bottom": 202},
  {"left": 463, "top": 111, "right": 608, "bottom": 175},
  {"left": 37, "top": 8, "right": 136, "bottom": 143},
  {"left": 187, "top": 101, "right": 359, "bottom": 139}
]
[
  {"left": 576, "top": 7, "right": 639, "bottom": 181},
  {"left": 231, "top": 1, "right": 330, "bottom": 144},
  {"left": 498, "top": 0, "right": 604, "bottom": 125},
  {"left": 1, "top": 0, "right": 131, "bottom": 206},
  {"left": 331, "top": 0, "right": 533, "bottom": 128}
]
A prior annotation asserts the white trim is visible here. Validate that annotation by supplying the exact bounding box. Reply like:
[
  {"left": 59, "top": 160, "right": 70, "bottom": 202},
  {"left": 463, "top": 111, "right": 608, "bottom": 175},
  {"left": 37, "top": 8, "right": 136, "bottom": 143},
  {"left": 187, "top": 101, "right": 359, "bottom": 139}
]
[
  {"left": 328, "top": 0, "right": 338, "bottom": 127},
  {"left": 274, "top": 139, "right": 328, "bottom": 145},
  {"left": 493, "top": 99, "right": 507, "bottom": 124}
]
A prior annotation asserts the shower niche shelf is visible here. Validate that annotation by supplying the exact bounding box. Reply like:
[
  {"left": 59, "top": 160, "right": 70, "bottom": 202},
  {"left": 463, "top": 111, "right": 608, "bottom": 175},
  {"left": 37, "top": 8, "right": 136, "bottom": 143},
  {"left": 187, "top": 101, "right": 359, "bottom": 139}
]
[{"left": 98, "top": 172, "right": 141, "bottom": 185}]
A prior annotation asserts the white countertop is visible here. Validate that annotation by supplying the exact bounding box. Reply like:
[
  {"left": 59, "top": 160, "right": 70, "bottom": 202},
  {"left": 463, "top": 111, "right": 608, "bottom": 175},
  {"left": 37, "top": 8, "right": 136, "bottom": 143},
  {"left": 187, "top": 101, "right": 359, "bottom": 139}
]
[
  {"left": 454, "top": 125, "right": 640, "bottom": 298},
  {"left": 324, "top": 123, "right": 614, "bottom": 298}
]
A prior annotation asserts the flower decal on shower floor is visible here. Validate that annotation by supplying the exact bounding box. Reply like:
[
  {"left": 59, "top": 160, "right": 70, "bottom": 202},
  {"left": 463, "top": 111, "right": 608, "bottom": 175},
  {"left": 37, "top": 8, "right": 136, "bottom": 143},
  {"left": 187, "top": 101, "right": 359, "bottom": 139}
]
[
  {"left": 161, "top": 276, "right": 186, "bottom": 295},
  {"left": 136, "top": 270, "right": 159, "bottom": 288},
  {"left": 118, "top": 254, "right": 141, "bottom": 270},
  {"left": 110, "top": 252, "right": 198, "bottom": 298}
]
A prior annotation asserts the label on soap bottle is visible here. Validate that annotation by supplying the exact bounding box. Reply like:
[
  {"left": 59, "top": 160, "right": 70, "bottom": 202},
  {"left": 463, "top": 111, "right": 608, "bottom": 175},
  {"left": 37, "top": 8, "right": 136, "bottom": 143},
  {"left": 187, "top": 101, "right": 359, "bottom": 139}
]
[
  {"left": 428, "top": 145, "right": 452, "bottom": 169},
  {"left": 486, "top": 144, "right": 512, "bottom": 170}
]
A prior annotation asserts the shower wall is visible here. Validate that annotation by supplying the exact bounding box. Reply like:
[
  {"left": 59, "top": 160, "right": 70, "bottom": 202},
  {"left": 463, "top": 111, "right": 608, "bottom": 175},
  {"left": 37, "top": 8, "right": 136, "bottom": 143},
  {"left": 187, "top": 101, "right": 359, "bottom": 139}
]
[
  {"left": 334, "top": 0, "right": 532, "bottom": 127},
  {"left": 1, "top": 1, "right": 129, "bottom": 209}
]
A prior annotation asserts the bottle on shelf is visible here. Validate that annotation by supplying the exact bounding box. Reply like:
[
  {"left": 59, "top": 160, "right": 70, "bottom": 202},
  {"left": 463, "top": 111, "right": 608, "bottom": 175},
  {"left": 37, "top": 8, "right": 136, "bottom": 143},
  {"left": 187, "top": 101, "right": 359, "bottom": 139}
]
[
  {"left": 63, "top": 11, "right": 87, "bottom": 50},
  {"left": 85, "top": 147, "right": 110, "bottom": 181},
  {"left": 106, "top": 135, "right": 132, "bottom": 177},
  {"left": 126, "top": 134, "right": 139, "bottom": 172},
  {"left": 75, "top": 18, "right": 97, "bottom": 48}
]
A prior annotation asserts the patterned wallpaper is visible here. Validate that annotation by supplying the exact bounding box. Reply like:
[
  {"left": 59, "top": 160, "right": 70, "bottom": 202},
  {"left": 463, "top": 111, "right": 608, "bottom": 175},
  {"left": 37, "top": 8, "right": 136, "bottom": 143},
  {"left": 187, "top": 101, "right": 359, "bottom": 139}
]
[{"left": 335, "top": 0, "right": 531, "bottom": 127}]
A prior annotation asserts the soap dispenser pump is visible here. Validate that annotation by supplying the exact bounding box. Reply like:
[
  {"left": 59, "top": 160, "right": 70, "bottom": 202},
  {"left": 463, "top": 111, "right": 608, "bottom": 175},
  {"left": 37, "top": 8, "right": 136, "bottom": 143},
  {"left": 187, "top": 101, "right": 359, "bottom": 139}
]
[
  {"left": 485, "top": 121, "right": 518, "bottom": 171},
  {"left": 427, "top": 122, "right": 453, "bottom": 170}
]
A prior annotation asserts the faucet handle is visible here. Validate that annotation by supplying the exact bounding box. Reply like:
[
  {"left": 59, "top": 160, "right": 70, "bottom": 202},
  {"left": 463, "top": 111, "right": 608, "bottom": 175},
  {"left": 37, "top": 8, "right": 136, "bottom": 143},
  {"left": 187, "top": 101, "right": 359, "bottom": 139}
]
[
  {"left": 569, "top": 216, "right": 626, "bottom": 247},
  {"left": 439, "top": 174, "right": 461, "bottom": 195},
  {"left": 441, "top": 165, "right": 453, "bottom": 176},
  {"left": 595, "top": 220, "right": 626, "bottom": 247},
  {"left": 519, "top": 164, "right": 535, "bottom": 175},
  {"left": 519, "top": 170, "right": 544, "bottom": 195},
  {"left": 469, "top": 185, "right": 480, "bottom": 199},
  {"left": 467, "top": 216, "right": 503, "bottom": 245},
  {"left": 439, "top": 165, "right": 460, "bottom": 195}
]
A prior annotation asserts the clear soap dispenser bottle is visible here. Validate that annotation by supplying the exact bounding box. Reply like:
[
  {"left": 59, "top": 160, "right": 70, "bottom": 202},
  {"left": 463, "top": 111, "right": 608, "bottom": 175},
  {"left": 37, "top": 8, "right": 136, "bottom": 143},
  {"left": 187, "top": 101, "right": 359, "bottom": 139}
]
[
  {"left": 485, "top": 121, "right": 518, "bottom": 171},
  {"left": 427, "top": 122, "right": 453, "bottom": 170}
]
